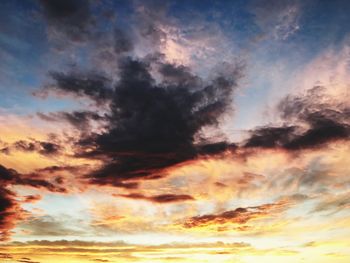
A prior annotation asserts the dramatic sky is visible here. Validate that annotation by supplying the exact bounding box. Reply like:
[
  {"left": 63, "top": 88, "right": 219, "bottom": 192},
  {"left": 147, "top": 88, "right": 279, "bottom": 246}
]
[{"left": 1, "top": 0, "right": 350, "bottom": 262}]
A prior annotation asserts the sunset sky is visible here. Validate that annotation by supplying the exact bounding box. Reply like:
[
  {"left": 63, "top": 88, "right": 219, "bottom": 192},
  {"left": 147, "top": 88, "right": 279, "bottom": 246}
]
[{"left": 1, "top": 0, "right": 350, "bottom": 262}]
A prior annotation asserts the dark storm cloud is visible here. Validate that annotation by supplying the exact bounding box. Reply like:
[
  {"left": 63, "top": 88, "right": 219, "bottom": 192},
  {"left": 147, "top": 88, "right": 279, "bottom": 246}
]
[
  {"left": 37, "top": 0, "right": 241, "bottom": 188},
  {"left": 37, "top": 111, "right": 105, "bottom": 131},
  {"left": 158, "top": 63, "right": 201, "bottom": 88},
  {"left": 244, "top": 86, "right": 350, "bottom": 150},
  {"left": 244, "top": 119, "right": 349, "bottom": 150},
  {"left": 1, "top": 140, "right": 61, "bottom": 156},
  {"left": 68, "top": 57, "right": 241, "bottom": 187},
  {"left": 45, "top": 72, "right": 113, "bottom": 103},
  {"left": 277, "top": 86, "right": 350, "bottom": 149},
  {"left": 116, "top": 193, "right": 194, "bottom": 203},
  {"left": 285, "top": 115, "right": 349, "bottom": 150},
  {"left": 244, "top": 126, "right": 296, "bottom": 148},
  {"left": 197, "top": 142, "right": 237, "bottom": 155},
  {"left": 39, "top": 0, "right": 92, "bottom": 42}
]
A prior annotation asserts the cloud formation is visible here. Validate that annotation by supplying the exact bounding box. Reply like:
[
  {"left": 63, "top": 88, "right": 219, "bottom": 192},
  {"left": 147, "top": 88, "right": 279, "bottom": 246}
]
[
  {"left": 182, "top": 200, "right": 289, "bottom": 229},
  {"left": 116, "top": 193, "right": 194, "bottom": 203},
  {"left": 39, "top": 0, "right": 92, "bottom": 42},
  {"left": 2, "top": 1, "right": 350, "bottom": 259},
  {"left": 0, "top": 165, "right": 66, "bottom": 241},
  {"left": 40, "top": 56, "right": 240, "bottom": 188},
  {"left": 1, "top": 140, "right": 61, "bottom": 156},
  {"left": 43, "top": 72, "right": 113, "bottom": 103},
  {"left": 0, "top": 187, "right": 23, "bottom": 241},
  {"left": 37, "top": 111, "right": 106, "bottom": 132},
  {"left": 244, "top": 86, "right": 350, "bottom": 150},
  {"left": 251, "top": 0, "right": 301, "bottom": 40}
]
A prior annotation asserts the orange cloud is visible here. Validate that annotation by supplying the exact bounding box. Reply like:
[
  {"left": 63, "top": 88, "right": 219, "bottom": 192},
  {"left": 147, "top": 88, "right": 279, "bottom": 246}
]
[{"left": 180, "top": 199, "right": 290, "bottom": 230}]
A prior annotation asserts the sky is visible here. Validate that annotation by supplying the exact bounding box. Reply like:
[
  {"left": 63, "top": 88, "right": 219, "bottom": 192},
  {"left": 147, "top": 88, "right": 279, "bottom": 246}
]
[{"left": 1, "top": 0, "right": 350, "bottom": 262}]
